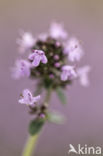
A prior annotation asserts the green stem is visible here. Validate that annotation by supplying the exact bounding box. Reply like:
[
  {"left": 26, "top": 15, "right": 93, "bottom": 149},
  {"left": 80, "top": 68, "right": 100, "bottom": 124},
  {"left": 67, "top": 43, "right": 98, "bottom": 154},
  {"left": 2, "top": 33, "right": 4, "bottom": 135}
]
[
  {"left": 22, "top": 87, "right": 52, "bottom": 156},
  {"left": 22, "top": 135, "right": 39, "bottom": 156},
  {"left": 44, "top": 87, "right": 52, "bottom": 103}
]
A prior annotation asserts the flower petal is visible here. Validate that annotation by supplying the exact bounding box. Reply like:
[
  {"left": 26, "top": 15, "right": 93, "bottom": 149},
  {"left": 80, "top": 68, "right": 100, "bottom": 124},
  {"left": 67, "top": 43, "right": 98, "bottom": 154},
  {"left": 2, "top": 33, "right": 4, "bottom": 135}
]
[
  {"left": 61, "top": 71, "right": 68, "bottom": 81},
  {"left": 32, "top": 55, "right": 41, "bottom": 67},
  {"left": 41, "top": 55, "right": 48, "bottom": 64},
  {"left": 33, "top": 95, "right": 41, "bottom": 103}
]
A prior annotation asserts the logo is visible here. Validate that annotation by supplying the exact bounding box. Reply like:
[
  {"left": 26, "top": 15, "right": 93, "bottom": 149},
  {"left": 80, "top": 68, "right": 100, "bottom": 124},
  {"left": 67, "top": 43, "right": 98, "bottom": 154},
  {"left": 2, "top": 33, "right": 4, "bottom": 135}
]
[{"left": 68, "top": 144, "right": 102, "bottom": 155}]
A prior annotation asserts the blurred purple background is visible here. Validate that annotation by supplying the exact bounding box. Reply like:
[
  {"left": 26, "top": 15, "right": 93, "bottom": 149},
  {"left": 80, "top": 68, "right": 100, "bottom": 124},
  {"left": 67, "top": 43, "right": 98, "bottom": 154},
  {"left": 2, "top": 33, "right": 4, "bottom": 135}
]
[{"left": 0, "top": 0, "right": 103, "bottom": 155}]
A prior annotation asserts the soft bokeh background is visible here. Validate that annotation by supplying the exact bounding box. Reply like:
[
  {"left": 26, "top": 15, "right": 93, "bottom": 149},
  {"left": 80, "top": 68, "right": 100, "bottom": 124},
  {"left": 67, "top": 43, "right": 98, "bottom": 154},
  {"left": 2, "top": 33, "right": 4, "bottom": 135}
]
[{"left": 0, "top": 0, "right": 103, "bottom": 155}]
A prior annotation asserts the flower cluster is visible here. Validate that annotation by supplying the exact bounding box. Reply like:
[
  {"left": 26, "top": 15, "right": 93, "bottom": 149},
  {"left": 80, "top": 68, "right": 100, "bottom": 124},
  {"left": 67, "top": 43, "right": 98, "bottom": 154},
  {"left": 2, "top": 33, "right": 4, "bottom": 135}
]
[{"left": 12, "top": 22, "right": 91, "bottom": 120}]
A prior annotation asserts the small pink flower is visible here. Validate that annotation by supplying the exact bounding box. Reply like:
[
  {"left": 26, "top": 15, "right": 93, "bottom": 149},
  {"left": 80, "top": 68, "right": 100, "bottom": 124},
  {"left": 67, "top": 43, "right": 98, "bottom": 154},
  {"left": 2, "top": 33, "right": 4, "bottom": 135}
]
[
  {"left": 49, "top": 74, "right": 54, "bottom": 79},
  {"left": 61, "top": 65, "right": 77, "bottom": 81},
  {"left": 19, "top": 89, "right": 40, "bottom": 105},
  {"left": 17, "top": 31, "right": 35, "bottom": 53},
  {"left": 11, "top": 59, "right": 31, "bottom": 79},
  {"left": 29, "top": 50, "right": 48, "bottom": 67},
  {"left": 64, "top": 38, "right": 84, "bottom": 62},
  {"left": 55, "top": 62, "right": 61, "bottom": 68},
  {"left": 77, "top": 65, "right": 91, "bottom": 87},
  {"left": 39, "top": 113, "right": 45, "bottom": 119},
  {"left": 49, "top": 22, "right": 68, "bottom": 39},
  {"left": 55, "top": 41, "right": 61, "bottom": 47},
  {"left": 54, "top": 55, "right": 59, "bottom": 60}
]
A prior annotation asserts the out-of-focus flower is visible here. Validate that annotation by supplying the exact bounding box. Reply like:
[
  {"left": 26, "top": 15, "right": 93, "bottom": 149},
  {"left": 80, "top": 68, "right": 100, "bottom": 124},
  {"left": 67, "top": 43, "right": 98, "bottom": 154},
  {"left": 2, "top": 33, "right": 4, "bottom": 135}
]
[
  {"left": 49, "top": 74, "right": 54, "bottom": 79},
  {"left": 55, "top": 62, "right": 61, "bottom": 68},
  {"left": 61, "top": 65, "right": 77, "bottom": 81},
  {"left": 11, "top": 59, "right": 31, "bottom": 79},
  {"left": 54, "top": 55, "right": 59, "bottom": 60},
  {"left": 17, "top": 31, "right": 35, "bottom": 53},
  {"left": 39, "top": 113, "right": 45, "bottom": 119},
  {"left": 29, "top": 50, "right": 48, "bottom": 67},
  {"left": 38, "top": 33, "right": 48, "bottom": 41},
  {"left": 55, "top": 41, "right": 61, "bottom": 47},
  {"left": 77, "top": 65, "right": 91, "bottom": 87},
  {"left": 49, "top": 22, "right": 68, "bottom": 39},
  {"left": 64, "top": 38, "right": 84, "bottom": 62},
  {"left": 19, "top": 89, "right": 40, "bottom": 105}
]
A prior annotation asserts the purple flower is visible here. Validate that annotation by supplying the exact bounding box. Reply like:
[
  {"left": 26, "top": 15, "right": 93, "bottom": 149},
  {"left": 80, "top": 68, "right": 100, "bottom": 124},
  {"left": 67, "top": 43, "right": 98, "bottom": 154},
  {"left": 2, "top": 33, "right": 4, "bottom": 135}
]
[
  {"left": 18, "top": 89, "right": 40, "bottom": 105},
  {"left": 64, "top": 38, "right": 84, "bottom": 62},
  {"left": 49, "top": 22, "right": 68, "bottom": 39},
  {"left": 29, "top": 50, "right": 48, "bottom": 67},
  {"left": 11, "top": 59, "right": 31, "bottom": 79},
  {"left": 77, "top": 65, "right": 91, "bottom": 87},
  {"left": 39, "top": 113, "right": 45, "bottom": 119},
  {"left": 55, "top": 62, "right": 61, "bottom": 68},
  {"left": 54, "top": 55, "right": 59, "bottom": 60},
  {"left": 61, "top": 65, "right": 77, "bottom": 81},
  {"left": 55, "top": 41, "right": 61, "bottom": 47},
  {"left": 17, "top": 31, "right": 35, "bottom": 53},
  {"left": 49, "top": 74, "right": 54, "bottom": 79}
]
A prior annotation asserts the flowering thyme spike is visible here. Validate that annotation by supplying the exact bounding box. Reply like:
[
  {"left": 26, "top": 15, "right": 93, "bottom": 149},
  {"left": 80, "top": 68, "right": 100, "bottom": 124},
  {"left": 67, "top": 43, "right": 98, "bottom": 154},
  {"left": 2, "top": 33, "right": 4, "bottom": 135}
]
[
  {"left": 11, "top": 59, "right": 31, "bottom": 79},
  {"left": 11, "top": 21, "right": 91, "bottom": 156},
  {"left": 29, "top": 50, "right": 48, "bottom": 67},
  {"left": 17, "top": 31, "right": 35, "bottom": 53},
  {"left": 19, "top": 89, "right": 40, "bottom": 106}
]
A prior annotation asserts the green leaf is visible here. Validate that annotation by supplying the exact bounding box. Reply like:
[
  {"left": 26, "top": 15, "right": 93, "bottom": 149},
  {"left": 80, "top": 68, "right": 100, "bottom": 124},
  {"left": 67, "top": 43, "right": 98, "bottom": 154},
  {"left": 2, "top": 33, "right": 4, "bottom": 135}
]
[
  {"left": 47, "top": 111, "right": 65, "bottom": 124},
  {"left": 56, "top": 87, "right": 67, "bottom": 104},
  {"left": 29, "top": 118, "right": 45, "bottom": 136}
]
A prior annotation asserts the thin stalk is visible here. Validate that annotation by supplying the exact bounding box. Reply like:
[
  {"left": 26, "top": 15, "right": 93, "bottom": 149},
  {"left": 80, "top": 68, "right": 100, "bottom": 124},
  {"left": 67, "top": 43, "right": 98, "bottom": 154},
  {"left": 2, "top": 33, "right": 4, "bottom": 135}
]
[
  {"left": 44, "top": 87, "right": 52, "bottom": 103},
  {"left": 22, "top": 87, "right": 52, "bottom": 156},
  {"left": 22, "top": 135, "right": 39, "bottom": 156}
]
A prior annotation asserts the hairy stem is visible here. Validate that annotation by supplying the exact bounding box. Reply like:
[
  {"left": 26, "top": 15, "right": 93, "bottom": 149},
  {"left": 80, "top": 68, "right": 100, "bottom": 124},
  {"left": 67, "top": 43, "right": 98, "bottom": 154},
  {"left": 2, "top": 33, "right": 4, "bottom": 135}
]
[{"left": 22, "top": 87, "right": 52, "bottom": 156}]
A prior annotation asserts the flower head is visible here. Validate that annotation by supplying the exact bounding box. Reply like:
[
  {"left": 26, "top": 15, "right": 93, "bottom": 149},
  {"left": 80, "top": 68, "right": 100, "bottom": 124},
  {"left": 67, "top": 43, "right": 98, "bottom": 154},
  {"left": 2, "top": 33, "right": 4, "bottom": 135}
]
[
  {"left": 19, "top": 89, "right": 40, "bottom": 105},
  {"left": 13, "top": 22, "right": 91, "bottom": 89},
  {"left": 61, "top": 65, "right": 77, "bottom": 81},
  {"left": 49, "top": 22, "right": 68, "bottom": 39},
  {"left": 17, "top": 31, "right": 35, "bottom": 53},
  {"left": 29, "top": 50, "right": 48, "bottom": 67},
  {"left": 11, "top": 59, "right": 31, "bottom": 79},
  {"left": 77, "top": 65, "right": 91, "bottom": 87},
  {"left": 64, "top": 38, "right": 84, "bottom": 62}
]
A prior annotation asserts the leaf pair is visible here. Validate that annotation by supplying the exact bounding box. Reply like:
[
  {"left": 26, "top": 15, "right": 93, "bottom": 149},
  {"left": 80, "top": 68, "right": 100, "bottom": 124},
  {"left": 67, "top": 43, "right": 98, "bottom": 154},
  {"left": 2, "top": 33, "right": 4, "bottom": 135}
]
[{"left": 29, "top": 111, "right": 65, "bottom": 136}]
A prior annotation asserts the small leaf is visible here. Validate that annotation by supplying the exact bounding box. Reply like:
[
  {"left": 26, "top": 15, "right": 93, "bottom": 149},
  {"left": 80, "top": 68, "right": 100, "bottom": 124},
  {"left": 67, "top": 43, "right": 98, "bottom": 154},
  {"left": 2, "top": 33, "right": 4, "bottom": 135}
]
[
  {"left": 56, "top": 87, "right": 67, "bottom": 104},
  {"left": 29, "top": 118, "right": 45, "bottom": 136},
  {"left": 47, "top": 111, "right": 65, "bottom": 124}
]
